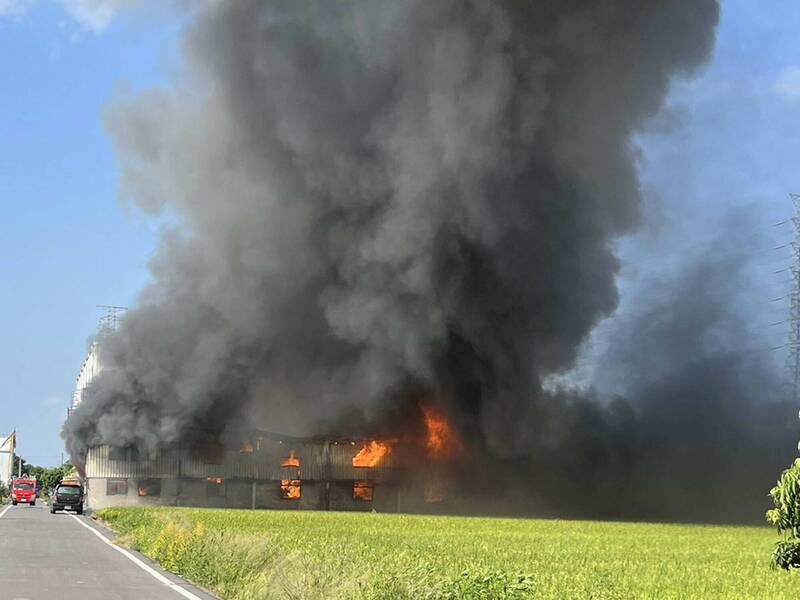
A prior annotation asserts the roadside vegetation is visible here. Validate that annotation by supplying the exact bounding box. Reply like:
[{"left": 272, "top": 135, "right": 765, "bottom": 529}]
[
  {"left": 99, "top": 507, "right": 799, "bottom": 599},
  {"left": 12, "top": 455, "right": 75, "bottom": 492},
  {"left": 0, "top": 456, "right": 74, "bottom": 504},
  {"left": 768, "top": 458, "right": 800, "bottom": 569}
]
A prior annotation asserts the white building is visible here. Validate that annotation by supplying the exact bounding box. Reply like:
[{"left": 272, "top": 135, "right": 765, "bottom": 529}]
[
  {"left": 0, "top": 432, "right": 16, "bottom": 485},
  {"left": 72, "top": 342, "right": 102, "bottom": 412}
]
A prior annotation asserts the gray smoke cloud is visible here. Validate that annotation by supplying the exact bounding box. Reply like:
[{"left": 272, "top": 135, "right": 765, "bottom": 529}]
[
  {"left": 500, "top": 218, "right": 798, "bottom": 523},
  {"left": 61, "top": 0, "right": 773, "bottom": 518}
]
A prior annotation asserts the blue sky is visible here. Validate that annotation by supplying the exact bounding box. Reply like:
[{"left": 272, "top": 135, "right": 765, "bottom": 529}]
[
  {"left": 643, "top": 0, "right": 800, "bottom": 354},
  {"left": 0, "top": 0, "right": 178, "bottom": 465},
  {"left": 1, "top": 1, "right": 799, "bottom": 465}
]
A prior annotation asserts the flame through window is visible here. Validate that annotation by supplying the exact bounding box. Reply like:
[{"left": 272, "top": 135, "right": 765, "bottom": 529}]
[
  {"left": 137, "top": 479, "right": 161, "bottom": 497},
  {"left": 352, "top": 441, "right": 391, "bottom": 467},
  {"left": 280, "top": 480, "right": 301, "bottom": 500},
  {"left": 353, "top": 481, "right": 373, "bottom": 501}
]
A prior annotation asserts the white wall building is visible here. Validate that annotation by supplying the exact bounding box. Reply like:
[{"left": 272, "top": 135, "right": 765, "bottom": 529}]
[
  {"left": 0, "top": 432, "right": 16, "bottom": 485},
  {"left": 72, "top": 342, "right": 102, "bottom": 412},
  {"left": 71, "top": 307, "right": 125, "bottom": 415}
]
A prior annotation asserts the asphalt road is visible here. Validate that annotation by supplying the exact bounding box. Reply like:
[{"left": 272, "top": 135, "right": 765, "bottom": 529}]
[{"left": 0, "top": 503, "right": 217, "bottom": 600}]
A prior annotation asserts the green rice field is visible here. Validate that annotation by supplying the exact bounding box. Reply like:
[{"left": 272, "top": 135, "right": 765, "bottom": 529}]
[{"left": 97, "top": 507, "right": 799, "bottom": 599}]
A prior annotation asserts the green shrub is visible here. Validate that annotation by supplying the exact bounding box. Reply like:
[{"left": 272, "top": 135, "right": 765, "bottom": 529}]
[
  {"left": 767, "top": 458, "right": 800, "bottom": 569},
  {"left": 772, "top": 540, "right": 800, "bottom": 570}
]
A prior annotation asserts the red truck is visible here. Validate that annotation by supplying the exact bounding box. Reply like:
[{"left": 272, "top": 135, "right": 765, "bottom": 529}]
[{"left": 11, "top": 477, "right": 37, "bottom": 506}]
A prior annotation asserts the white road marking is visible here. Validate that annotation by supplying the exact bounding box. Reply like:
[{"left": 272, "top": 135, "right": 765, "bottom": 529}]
[
  {"left": 0, "top": 505, "right": 12, "bottom": 519},
  {"left": 68, "top": 515, "right": 205, "bottom": 600}
]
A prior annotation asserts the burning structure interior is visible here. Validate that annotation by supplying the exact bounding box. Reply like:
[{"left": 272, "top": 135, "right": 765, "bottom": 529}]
[{"left": 84, "top": 431, "right": 419, "bottom": 511}]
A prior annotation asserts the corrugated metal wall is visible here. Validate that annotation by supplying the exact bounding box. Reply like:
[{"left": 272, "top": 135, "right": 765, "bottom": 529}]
[
  {"left": 85, "top": 445, "right": 180, "bottom": 478},
  {"left": 85, "top": 437, "right": 401, "bottom": 482}
]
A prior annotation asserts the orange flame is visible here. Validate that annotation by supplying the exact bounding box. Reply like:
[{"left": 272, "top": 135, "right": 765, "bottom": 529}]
[
  {"left": 353, "top": 481, "right": 374, "bottom": 501},
  {"left": 239, "top": 441, "right": 254, "bottom": 454},
  {"left": 280, "top": 479, "right": 301, "bottom": 499},
  {"left": 352, "top": 441, "right": 392, "bottom": 467},
  {"left": 281, "top": 450, "right": 300, "bottom": 468},
  {"left": 423, "top": 406, "right": 463, "bottom": 460}
]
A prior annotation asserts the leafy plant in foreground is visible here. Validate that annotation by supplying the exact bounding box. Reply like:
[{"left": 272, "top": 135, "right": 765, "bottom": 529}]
[{"left": 767, "top": 458, "right": 800, "bottom": 569}]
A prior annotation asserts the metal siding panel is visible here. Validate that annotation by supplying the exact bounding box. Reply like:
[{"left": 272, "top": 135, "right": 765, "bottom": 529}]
[
  {"left": 302, "top": 442, "right": 327, "bottom": 481},
  {"left": 180, "top": 450, "right": 222, "bottom": 478},
  {"left": 86, "top": 446, "right": 178, "bottom": 478},
  {"left": 226, "top": 450, "right": 257, "bottom": 479},
  {"left": 85, "top": 438, "right": 400, "bottom": 487},
  {"left": 85, "top": 447, "right": 102, "bottom": 477},
  {"left": 255, "top": 439, "right": 283, "bottom": 480}
]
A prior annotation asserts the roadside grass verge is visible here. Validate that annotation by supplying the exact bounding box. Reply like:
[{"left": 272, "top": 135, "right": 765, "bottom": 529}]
[{"left": 98, "top": 507, "right": 798, "bottom": 599}]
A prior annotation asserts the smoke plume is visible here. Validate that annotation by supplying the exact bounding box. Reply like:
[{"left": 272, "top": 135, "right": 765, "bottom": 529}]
[
  {"left": 62, "top": 0, "right": 793, "bottom": 522},
  {"left": 499, "top": 220, "right": 798, "bottom": 522}
]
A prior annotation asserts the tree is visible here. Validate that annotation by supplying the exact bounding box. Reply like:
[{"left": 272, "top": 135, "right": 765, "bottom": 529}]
[
  {"left": 10, "top": 454, "right": 75, "bottom": 493},
  {"left": 11, "top": 454, "right": 28, "bottom": 477},
  {"left": 767, "top": 458, "right": 800, "bottom": 569}
]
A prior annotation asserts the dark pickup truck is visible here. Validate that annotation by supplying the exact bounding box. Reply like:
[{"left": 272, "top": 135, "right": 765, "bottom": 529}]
[{"left": 50, "top": 482, "right": 84, "bottom": 515}]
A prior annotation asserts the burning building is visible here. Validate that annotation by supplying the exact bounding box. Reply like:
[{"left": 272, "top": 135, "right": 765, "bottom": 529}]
[
  {"left": 83, "top": 433, "right": 397, "bottom": 511},
  {"left": 81, "top": 402, "right": 468, "bottom": 511},
  {"left": 64, "top": 2, "right": 781, "bottom": 523},
  {"left": 83, "top": 426, "right": 460, "bottom": 512}
]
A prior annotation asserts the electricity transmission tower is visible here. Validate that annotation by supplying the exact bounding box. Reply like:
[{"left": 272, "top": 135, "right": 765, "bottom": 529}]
[
  {"left": 786, "top": 193, "right": 800, "bottom": 405},
  {"left": 97, "top": 305, "right": 127, "bottom": 333}
]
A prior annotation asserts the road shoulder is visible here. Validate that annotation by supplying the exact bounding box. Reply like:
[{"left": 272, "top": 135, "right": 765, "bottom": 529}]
[{"left": 72, "top": 512, "right": 220, "bottom": 600}]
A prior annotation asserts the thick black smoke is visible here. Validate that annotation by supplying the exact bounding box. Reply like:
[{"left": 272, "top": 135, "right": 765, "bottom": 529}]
[
  {"left": 61, "top": 0, "right": 772, "bottom": 518},
  {"left": 492, "top": 223, "right": 798, "bottom": 523}
]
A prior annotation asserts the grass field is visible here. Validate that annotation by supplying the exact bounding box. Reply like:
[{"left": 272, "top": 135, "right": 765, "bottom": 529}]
[{"left": 97, "top": 507, "right": 798, "bottom": 599}]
